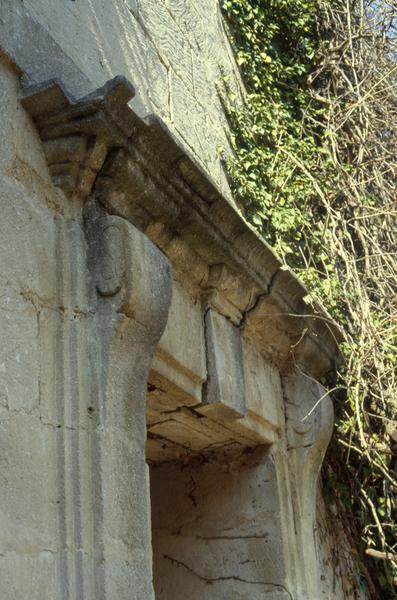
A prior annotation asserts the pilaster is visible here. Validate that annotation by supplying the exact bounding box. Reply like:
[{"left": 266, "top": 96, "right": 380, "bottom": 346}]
[
  {"left": 21, "top": 78, "right": 173, "bottom": 599},
  {"left": 284, "top": 374, "right": 334, "bottom": 597}
]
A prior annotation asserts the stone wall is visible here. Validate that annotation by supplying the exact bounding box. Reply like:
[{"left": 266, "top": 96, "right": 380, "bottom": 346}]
[
  {"left": 0, "top": 55, "right": 63, "bottom": 597},
  {"left": 1, "top": 0, "right": 240, "bottom": 201},
  {"left": 151, "top": 450, "right": 289, "bottom": 600}
]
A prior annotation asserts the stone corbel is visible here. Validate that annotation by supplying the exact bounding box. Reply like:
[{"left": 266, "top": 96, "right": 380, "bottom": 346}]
[
  {"left": 283, "top": 373, "right": 334, "bottom": 597},
  {"left": 86, "top": 203, "right": 172, "bottom": 332}
]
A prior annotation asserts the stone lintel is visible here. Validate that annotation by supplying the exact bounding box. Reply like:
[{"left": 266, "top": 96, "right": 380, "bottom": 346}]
[
  {"left": 146, "top": 305, "right": 279, "bottom": 460},
  {"left": 21, "top": 76, "right": 341, "bottom": 379}
]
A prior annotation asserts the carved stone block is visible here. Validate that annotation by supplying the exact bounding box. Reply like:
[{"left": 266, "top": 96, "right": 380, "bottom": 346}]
[
  {"left": 199, "top": 309, "right": 246, "bottom": 421},
  {"left": 21, "top": 77, "right": 137, "bottom": 199}
]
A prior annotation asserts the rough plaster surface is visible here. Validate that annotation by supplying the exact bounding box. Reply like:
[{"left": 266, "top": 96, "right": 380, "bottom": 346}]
[
  {"left": 151, "top": 451, "right": 290, "bottom": 600},
  {"left": 0, "top": 0, "right": 240, "bottom": 200}
]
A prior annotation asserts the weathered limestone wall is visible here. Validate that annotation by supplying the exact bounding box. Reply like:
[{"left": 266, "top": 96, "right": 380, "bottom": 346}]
[
  {"left": 0, "top": 56, "right": 62, "bottom": 596},
  {"left": 1, "top": 0, "right": 239, "bottom": 200},
  {"left": 151, "top": 451, "right": 290, "bottom": 600}
]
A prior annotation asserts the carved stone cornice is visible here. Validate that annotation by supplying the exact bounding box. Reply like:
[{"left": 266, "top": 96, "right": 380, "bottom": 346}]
[
  {"left": 21, "top": 76, "right": 342, "bottom": 379},
  {"left": 20, "top": 76, "right": 137, "bottom": 198}
]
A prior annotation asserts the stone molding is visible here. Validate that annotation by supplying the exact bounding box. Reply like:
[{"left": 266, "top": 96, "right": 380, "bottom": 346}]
[
  {"left": 20, "top": 77, "right": 137, "bottom": 198},
  {"left": 21, "top": 76, "right": 341, "bottom": 378},
  {"left": 284, "top": 374, "right": 334, "bottom": 596}
]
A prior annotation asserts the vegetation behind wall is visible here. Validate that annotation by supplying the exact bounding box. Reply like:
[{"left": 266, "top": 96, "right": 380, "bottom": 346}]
[{"left": 220, "top": 0, "right": 397, "bottom": 596}]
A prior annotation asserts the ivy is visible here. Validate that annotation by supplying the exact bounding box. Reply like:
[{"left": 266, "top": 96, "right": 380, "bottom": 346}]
[
  {"left": 221, "top": 1, "right": 339, "bottom": 303},
  {"left": 221, "top": 1, "right": 397, "bottom": 597}
]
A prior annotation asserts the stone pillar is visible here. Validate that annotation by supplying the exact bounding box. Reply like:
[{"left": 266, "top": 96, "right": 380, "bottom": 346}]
[
  {"left": 0, "top": 56, "right": 63, "bottom": 600},
  {"left": 84, "top": 203, "right": 172, "bottom": 599},
  {"left": 17, "top": 76, "right": 173, "bottom": 600}
]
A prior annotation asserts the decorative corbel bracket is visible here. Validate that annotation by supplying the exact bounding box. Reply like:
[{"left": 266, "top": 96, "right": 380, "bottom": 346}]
[
  {"left": 83, "top": 200, "right": 173, "bottom": 598},
  {"left": 87, "top": 206, "right": 172, "bottom": 339}
]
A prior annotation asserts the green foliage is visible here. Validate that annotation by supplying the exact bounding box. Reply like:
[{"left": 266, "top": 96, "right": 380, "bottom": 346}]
[
  {"left": 221, "top": 1, "right": 397, "bottom": 597},
  {"left": 221, "top": 0, "right": 339, "bottom": 307}
]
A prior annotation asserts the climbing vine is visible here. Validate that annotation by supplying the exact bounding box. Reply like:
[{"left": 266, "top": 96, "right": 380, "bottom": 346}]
[{"left": 221, "top": 0, "right": 397, "bottom": 597}]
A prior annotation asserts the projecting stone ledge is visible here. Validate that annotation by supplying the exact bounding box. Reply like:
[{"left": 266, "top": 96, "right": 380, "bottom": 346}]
[{"left": 21, "top": 75, "right": 342, "bottom": 381}]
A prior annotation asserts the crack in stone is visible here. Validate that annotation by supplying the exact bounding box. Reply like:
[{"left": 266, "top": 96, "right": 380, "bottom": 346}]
[
  {"left": 163, "top": 554, "right": 293, "bottom": 596},
  {"left": 196, "top": 533, "right": 269, "bottom": 541},
  {"left": 238, "top": 266, "right": 281, "bottom": 329},
  {"left": 187, "top": 475, "right": 197, "bottom": 507}
]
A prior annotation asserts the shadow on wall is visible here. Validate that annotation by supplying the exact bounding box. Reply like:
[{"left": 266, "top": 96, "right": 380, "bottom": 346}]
[{"left": 150, "top": 447, "right": 292, "bottom": 600}]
